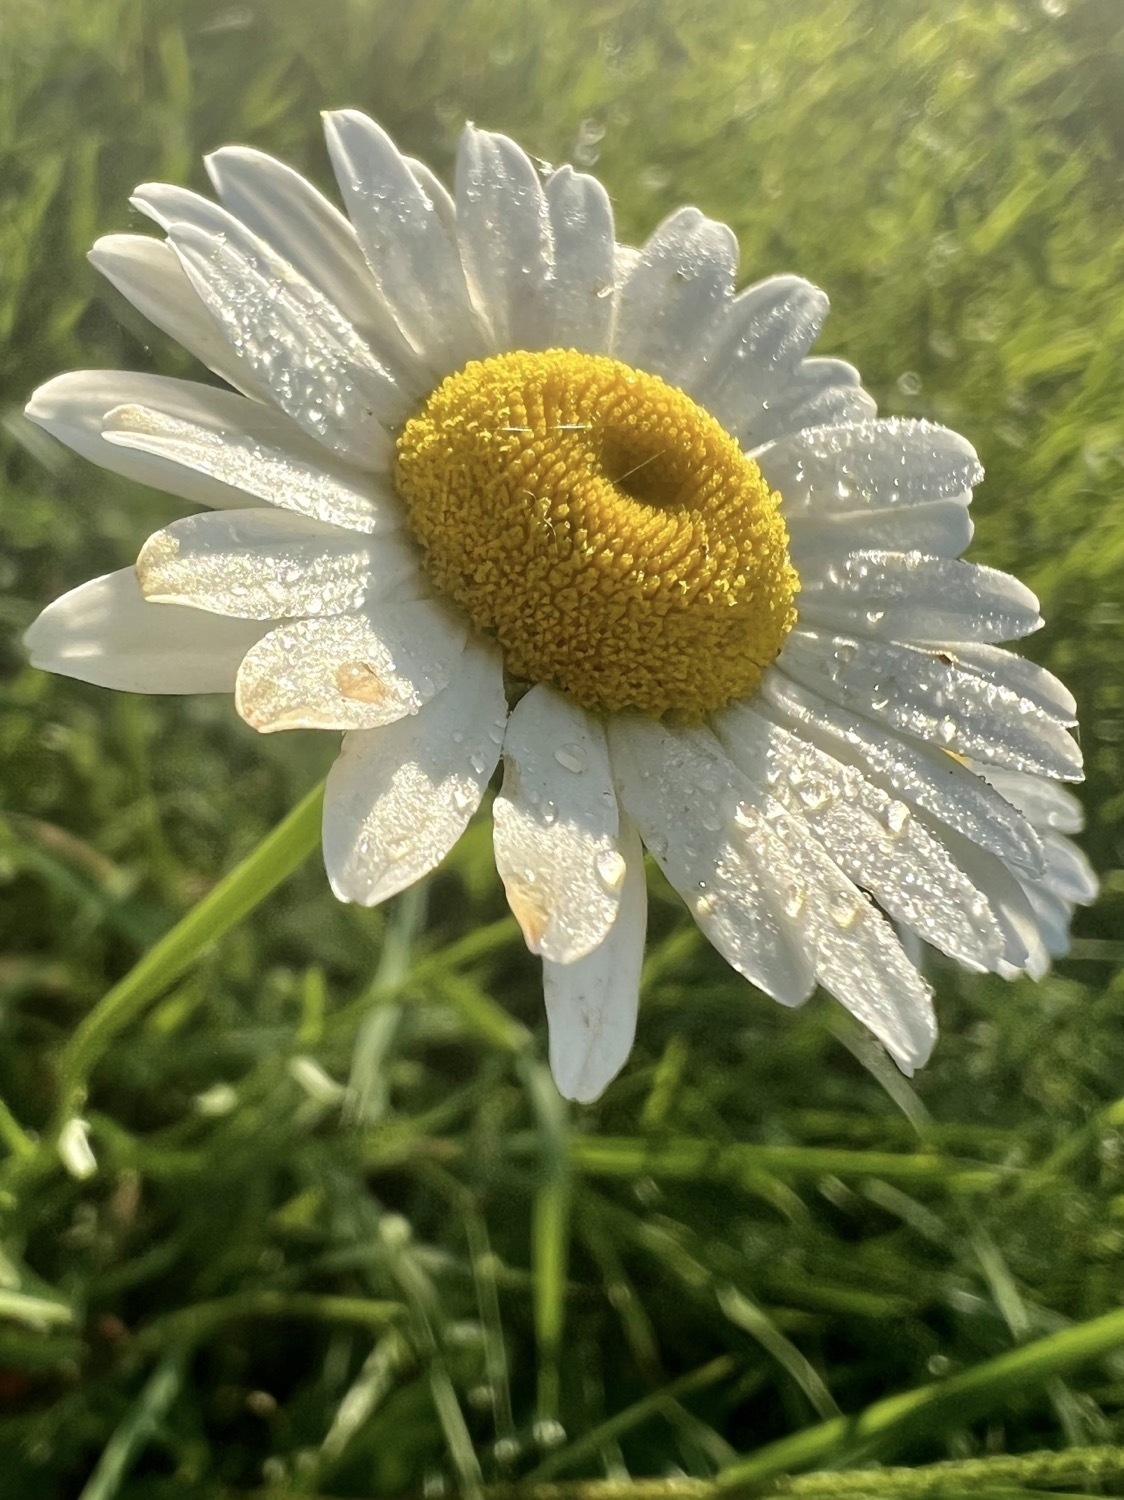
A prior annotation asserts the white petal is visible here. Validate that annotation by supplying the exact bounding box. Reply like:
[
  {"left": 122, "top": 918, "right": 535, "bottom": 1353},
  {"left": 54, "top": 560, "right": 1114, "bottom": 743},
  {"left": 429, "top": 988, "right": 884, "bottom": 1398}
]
[
  {"left": 137, "top": 509, "right": 423, "bottom": 619},
  {"left": 610, "top": 717, "right": 935, "bottom": 1066},
  {"left": 714, "top": 702, "right": 1007, "bottom": 972},
  {"left": 1037, "top": 831, "right": 1098, "bottom": 906},
  {"left": 234, "top": 600, "right": 466, "bottom": 732},
  {"left": 747, "top": 357, "right": 877, "bottom": 448},
  {"left": 544, "top": 816, "right": 646, "bottom": 1103},
  {"left": 543, "top": 165, "right": 616, "bottom": 352},
  {"left": 972, "top": 766, "right": 1085, "bottom": 835},
  {"left": 611, "top": 208, "right": 739, "bottom": 383},
  {"left": 25, "top": 569, "right": 266, "bottom": 693},
  {"left": 935, "top": 832, "right": 1042, "bottom": 973},
  {"left": 735, "top": 791, "right": 937, "bottom": 1069},
  {"left": 89, "top": 235, "right": 251, "bottom": 394},
  {"left": 787, "top": 500, "right": 974, "bottom": 562},
  {"left": 323, "top": 110, "right": 485, "bottom": 373},
  {"left": 202, "top": 145, "right": 427, "bottom": 385},
  {"left": 323, "top": 638, "right": 507, "bottom": 906},
  {"left": 27, "top": 372, "right": 282, "bottom": 511},
  {"left": 779, "top": 629, "right": 1083, "bottom": 781},
  {"left": 101, "top": 401, "right": 399, "bottom": 530},
  {"left": 1018, "top": 881, "right": 1077, "bottom": 960},
  {"left": 795, "top": 550, "right": 1042, "bottom": 644},
  {"left": 455, "top": 127, "right": 555, "bottom": 352},
  {"left": 944, "top": 643, "right": 1077, "bottom": 722},
  {"left": 690, "top": 277, "right": 831, "bottom": 440},
  {"left": 493, "top": 685, "right": 621, "bottom": 963},
  {"left": 756, "top": 418, "right": 982, "bottom": 514},
  {"left": 760, "top": 669, "right": 1046, "bottom": 878},
  {"left": 607, "top": 716, "right": 816, "bottom": 1005},
  {"left": 160, "top": 214, "right": 406, "bottom": 466}
]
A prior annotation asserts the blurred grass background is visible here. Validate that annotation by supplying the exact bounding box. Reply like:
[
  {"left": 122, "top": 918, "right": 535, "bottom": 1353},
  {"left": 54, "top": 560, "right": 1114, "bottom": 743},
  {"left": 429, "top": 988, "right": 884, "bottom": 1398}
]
[{"left": 2, "top": 0, "right": 1124, "bottom": 1495}]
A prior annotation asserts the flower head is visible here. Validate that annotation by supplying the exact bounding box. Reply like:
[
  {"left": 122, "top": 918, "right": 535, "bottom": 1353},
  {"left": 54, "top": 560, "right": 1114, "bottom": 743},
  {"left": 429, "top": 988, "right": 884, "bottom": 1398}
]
[{"left": 25, "top": 112, "right": 1096, "bottom": 1101}]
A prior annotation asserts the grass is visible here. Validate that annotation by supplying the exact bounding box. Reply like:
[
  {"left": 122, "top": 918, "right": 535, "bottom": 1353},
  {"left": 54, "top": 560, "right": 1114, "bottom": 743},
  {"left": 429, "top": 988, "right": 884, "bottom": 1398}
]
[{"left": 1, "top": 0, "right": 1124, "bottom": 1495}]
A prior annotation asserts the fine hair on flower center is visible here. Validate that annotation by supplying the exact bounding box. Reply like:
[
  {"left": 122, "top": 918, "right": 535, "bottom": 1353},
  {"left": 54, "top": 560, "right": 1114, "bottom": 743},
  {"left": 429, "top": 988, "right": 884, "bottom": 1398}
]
[{"left": 394, "top": 349, "right": 798, "bottom": 718}]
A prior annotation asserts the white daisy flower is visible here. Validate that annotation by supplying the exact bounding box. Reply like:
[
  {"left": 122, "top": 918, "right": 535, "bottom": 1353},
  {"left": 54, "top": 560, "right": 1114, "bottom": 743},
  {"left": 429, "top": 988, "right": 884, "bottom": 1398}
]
[{"left": 25, "top": 112, "right": 1096, "bottom": 1102}]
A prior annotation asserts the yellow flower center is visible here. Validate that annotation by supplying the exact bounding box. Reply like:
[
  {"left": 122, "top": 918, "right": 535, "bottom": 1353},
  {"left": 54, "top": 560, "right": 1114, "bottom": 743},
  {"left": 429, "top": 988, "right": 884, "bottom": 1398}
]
[{"left": 394, "top": 349, "right": 798, "bottom": 718}]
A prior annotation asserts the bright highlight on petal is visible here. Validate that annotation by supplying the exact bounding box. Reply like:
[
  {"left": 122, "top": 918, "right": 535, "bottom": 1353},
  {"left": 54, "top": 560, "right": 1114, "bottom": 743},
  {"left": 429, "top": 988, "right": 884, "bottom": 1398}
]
[{"left": 22, "top": 109, "right": 1095, "bottom": 1104}]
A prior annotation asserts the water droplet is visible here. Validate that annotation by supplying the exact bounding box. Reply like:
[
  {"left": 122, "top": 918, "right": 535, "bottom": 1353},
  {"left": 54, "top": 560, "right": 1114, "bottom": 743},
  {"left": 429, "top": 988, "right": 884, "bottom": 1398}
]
[
  {"left": 469, "top": 750, "right": 487, "bottom": 775},
  {"left": 886, "top": 800, "right": 911, "bottom": 833},
  {"left": 828, "top": 893, "right": 862, "bottom": 929},
  {"left": 782, "top": 882, "right": 806, "bottom": 918},
  {"left": 554, "top": 743, "right": 587, "bottom": 773},
  {"left": 595, "top": 848, "right": 627, "bottom": 892},
  {"left": 532, "top": 1418, "right": 567, "bottom": 1449},
  {"left": 798, "top": 785, "right": 831, "bottom": 812}
]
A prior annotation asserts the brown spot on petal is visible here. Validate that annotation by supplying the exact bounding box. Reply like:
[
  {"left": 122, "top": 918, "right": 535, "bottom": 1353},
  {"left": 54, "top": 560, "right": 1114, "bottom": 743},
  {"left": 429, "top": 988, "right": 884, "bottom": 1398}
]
[
  {"left": 336, "top": 661, "right": 392, "bottom": 703},
  {"left": 503, "top": 874, "right": 550, "bottom": 951}
]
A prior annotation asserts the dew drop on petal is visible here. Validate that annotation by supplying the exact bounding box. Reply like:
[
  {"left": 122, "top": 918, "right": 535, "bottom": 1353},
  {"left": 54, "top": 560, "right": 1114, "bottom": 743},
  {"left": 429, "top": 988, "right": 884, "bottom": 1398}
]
[
  {"left": 554, "top": 742, "right": 588, "bottom": 773},
  {"left": 594, "top": 847, "right": 627, "bottom": 892},
  {"left": 886, "top": 800, "right": 911, "bottom": 833},
  {"left": 828, "top": 893, "right": 863, "bottom": 929}
]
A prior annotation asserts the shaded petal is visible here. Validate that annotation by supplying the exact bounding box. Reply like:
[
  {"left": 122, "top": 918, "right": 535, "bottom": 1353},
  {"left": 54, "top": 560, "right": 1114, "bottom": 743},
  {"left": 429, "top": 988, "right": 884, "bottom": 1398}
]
[
  {"left": 935, "top": 830, "right": 1043, "bottom": 974},
  {"left": 455, "top": 126, "right": 555, "bottom": 352},
  {"left": 690, "top": 276, "right": 830, "bottom": 440},
  {"left": 607, "top": 715, "right": 815, "bottom": 1005},
  {"left": 747, "top": 356, "right": 877, "bottom": 448},
  {"left": 612, "top": 208, "right": 739, "bottom": 383},
  {"left": 101, "top": 400, "right": 400, "bottom": 529},
  {"left": 757, "top": 418, "right": 982, "bottom": 514},
  {"left": 24, "top": 568, "right": 266, "bottom": 693},
  {"left": 760, "top": 669, "right": 1047, "bottom": 878},
  {"left": 779, "top": 629, "right": 1083, "bottom": 781},
  {"left": 235, "top": 600, "right": 466, "bottom": 732},
  {"left": 323, "top": 110, "right": 485, "bottom": 373},
  {"left": 787, "top": 500, "right": 974, "bottom": 563},
  {"left": 1018, "top": 881, "right": 1075, "bottom": 962},
  {"left": 796, "top": 550, "right": 1042, "bottom": 644},
  {"left": 323, "top": 638, "right": 507, "bottom": 906},
  {"left": 493, "top": 685, "right": 621, "bottom": 963},
  {"left": 202, "top": 145, "right": 426, "bottom": 384},
  {"left": 544, "top": 816, "right": 646, "bottom": 1103},
  {"left": 89, "top": 234, "right": 251, "bottom": 394},
  {"left": 543, "top": 164, "right": 616, "bottom": 352},
  {"left": 973, "top": 766, "right": 1085, "bottom": 835},
  {"left": 713, "top": 701, "right": 1006, "bottom": 972},
  {"left": 137, "top": 508, "right": 424, "bottom": 619},
  {"left": 1036, "top": 830, "right": 1098, "bottom": 906}
]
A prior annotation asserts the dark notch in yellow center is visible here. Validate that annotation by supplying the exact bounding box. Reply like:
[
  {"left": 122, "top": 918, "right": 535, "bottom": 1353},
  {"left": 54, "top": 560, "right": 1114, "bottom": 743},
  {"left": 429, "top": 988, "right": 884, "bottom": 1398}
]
[{"left": 394, "top": 349, "right": 798, "bottom": 718}]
